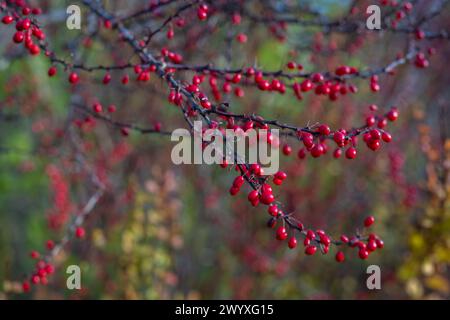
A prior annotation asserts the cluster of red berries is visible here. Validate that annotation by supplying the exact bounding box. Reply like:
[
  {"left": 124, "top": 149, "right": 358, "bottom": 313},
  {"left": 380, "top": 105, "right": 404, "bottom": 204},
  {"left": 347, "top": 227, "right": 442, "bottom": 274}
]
[
  {"left": 2, "top": 12, "right": 45, "bottom": 56},
  {"left": 276, "top": 214, "right": 383, "bottom": 262},
  {"left": 197, "top": 4, "right": 209, "bottom": 21},
  {"left": 282, "top": 107, "right": 398, "bottom": 161},
  {"left": 22, "top": 240, "right": 56, "bottom": 293},
  {"left": 414, "top": 52, "right": 430, "bottom": 69},
  {"left": 292, "top": 72, "right": 359, "bottom": 101},
  {"left": 22, "top": 225, "right": 85, "bottom": 292},
  {"left": 381, "top": 1, "right": 415, "bottom": 28},
  {"left": 227, "top": 154, "right": 384, "bottom": 261},
  {"left": 229, "top": 165, "right": 278, "bottom": 206}
]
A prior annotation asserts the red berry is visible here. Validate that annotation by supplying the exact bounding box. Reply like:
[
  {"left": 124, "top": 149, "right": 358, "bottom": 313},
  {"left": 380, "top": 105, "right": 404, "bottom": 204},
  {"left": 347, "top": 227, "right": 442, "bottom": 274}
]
[
  {"left": 29, "top": 44, "right": 40, "bottom": 56},
  {"left": 229, "top": 186, "right": 239, "bottom": 196},
  {"left": 306, "top": 229, "right": 315, "bottom": 240},
  {"left": 300, "top": 79, "right": 313, "bottom": 92},
  {"left": 230, "top": 12, "right": 241, "bottom": 24},
  {"left": 375, "top": 239, "right": 384, "bottom": 249},
  {"left": 386, "top": 109, "right": 399, "bottom": 121},
  {"left": 367, "top": 240, "right": 377, "bottom": 252},
  {"left": 370, "top": 82, "right": 380, "bottom": 92},
  {"left": 335, "top": 251, "right": 345, "bottom": 262},
  {"left": 75, "top": 227, "right": 85, "bottom": 238},
  {"left": 288, "top": 236, "right": 297, "bottom": 249},
  {"left": 233, "top": 176, "right": 244, "bottom": 188},
  {"left": 22, "top": 281, "right": 31, "bottom": 292},
  {"left": 32, "top": 28, "right": 45, "bottom": 40},
  {"left": 370, "top": 129, "right": 381, "bottom": 140},
  {"left": 367, "top": 139, "right": 381, "bottom": 151},
  {"left": 167, "top": 27, "right": 174, "bottom": 39},
  {"left": 230, "top": 73, "right": 242, "bottom": 84},
  {"left": 364, "top": 216, "right": 375, "bottom": 227},
  {"left": 305, "top": 245, "right": 317, "bottom": 255},
  {"left": 120, "top": 127, "right": 130, "bottom": 137},
  {"left": 320, "top": 234, "right": 331, "bottom": 246},
  {"left": 93, "top": 103, "right": 103, "bottom": 113},
  {"left": 257, "top": 80, "right": 270, "bottom": 91},
  {"left": 23, "top": 19, "right": 31, "bottom": 30},
  {"left": 45, "top": 264, "right": 55, "bottom": 274},
  {"left": 48, "top": 66, "right": 57, "bottom": 77},
  {"left": 13, "top": 31, "right": 24, "bottom": 43},
  {"left": 31, "top": 275, "right": 40, "bottom": 284},
  {"left": 318, "top": 124, "right": 331, "bottom": 136},
  {"left": 46, "top": 240, "right": 55, "bottom": 250},
  {"left": 359, "top": 249, "right": 369, "bottom": 259},
  {"left": 382, "top": 132, "right": 392, "bottom": 143},
  {"left": 236, "top": 33, "right": 247, "bottom": 43},
  {"left": 333, "top": 148, "right": 342, "bottom": 158},
  {"left": 69, "top": 72, "right": 79, "bottom": 84},
  {"left": 2, "top": 16, "right": 14, "bottom": 25},
  {"left": 378, "top": 118, "right": 387, "bottom": 129},
  {"left": 247, "top": 190, "right": 259, "bottom": 202},
  {"left": 282, "top": 144, "right": 292, "bottom": 156},
  {"left": 333, "top": 131, "right": 345, "bottom": 146},
  {"left": 415, "top": 29, "right": 425, "bottom": 40},
  {"left": 310, "top": 144, "right": 324, "bottom": 158},
  {"left": 286, "top": 61, "right": 296, "bottom": 69},
  {"left": 197, "top": 9, "right": 208, "bottom": 21},
  {"left": 107, "top": 104, "right": 117, "bottom": 113},
  {"left": 260, "top": 192, "right": 275, "bottom": 205},
  {"left": 103, "top": 19, "right": 112, "bottom": 29},
  {"left": 103, "top": 73, "right": 112, "bottom": 84},
  {"left": 297, "top": 148, "right": 307, "bottom": 159},
  {"left": 276, "top": 226, "right": 288, "bottom": 241},
  {"left": 268, "top": 204, "right": 279, "bottom": 217},
  {"left": 345, "top": 147, "right": 357, "bottom": 159},
  {"left": 274, "top": 171, "right": 287, "bottom": 180}
]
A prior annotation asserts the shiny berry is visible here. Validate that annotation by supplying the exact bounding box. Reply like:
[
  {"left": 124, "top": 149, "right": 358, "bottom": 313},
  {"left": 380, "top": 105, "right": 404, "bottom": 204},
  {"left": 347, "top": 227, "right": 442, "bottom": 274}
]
[
  {"left": 305, "top": 245, "right": 317, "bottom": 255},
  {"left": 335, "top": 251, "right": 345, "bottom": 262},
  {"left": 75, "top": 227, "right": 85, "bottom": 238},
  {"left": 364, "top": 216, "right": 375, "bottom": 227},
  {"left": 93, "top": 103, "right": 103, "bottom": 113},
  {"left": 69, "top": 72, "right": 79, "bottom": 84},
  {"left": 345, "top": 147, "right": 357, "bottom": 159},
  {"left": 46, "top": 240, "right": 55, "bottom": 250},
  {"left": 386, "top": 109, "right": 399, "bottom": 121},
  {"left": 22, "top": 281, "right": 31, "bottom": 292},
  {"left": 2, "top": 16, "right": 14, "bottom": 25},
  {"left": 13, "top": 31, "right": 24, "bottom": 43},
  {"left": 382, "top": 132, "right": 392, "bottom": 143},
  {"left": 276, "top": 226, "right": 288, "bottom": 241},
  {"left": 288, "top": 236, "right": 298, "bottom": 249},
  {"left": 282, "top": 144, "right": 292, "bottom": 156},
  {"left": 48, "top": 66, "right": 57, "bottom": 77},
  {"left": 359, "top": 249, "right": 369, "bottom": 259}
]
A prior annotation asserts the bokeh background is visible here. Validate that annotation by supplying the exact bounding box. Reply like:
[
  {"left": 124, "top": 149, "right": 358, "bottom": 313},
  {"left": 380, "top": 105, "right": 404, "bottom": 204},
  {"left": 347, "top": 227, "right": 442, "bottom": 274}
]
[{"left": 0, "top": 0, "right": 449, "bottom": 299}]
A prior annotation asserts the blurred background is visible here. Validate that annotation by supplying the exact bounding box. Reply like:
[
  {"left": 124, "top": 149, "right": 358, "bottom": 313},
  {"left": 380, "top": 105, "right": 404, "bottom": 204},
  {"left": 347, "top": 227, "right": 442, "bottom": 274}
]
[{"left": 0, "top": 0, "right": 449, "bottom": 299}]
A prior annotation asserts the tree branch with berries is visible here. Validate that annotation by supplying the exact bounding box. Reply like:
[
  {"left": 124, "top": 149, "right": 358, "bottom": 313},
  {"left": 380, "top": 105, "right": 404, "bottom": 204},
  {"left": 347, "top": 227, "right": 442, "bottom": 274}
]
[{"left": 0, "top": 0, "right": 449, "bottom": 296}]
